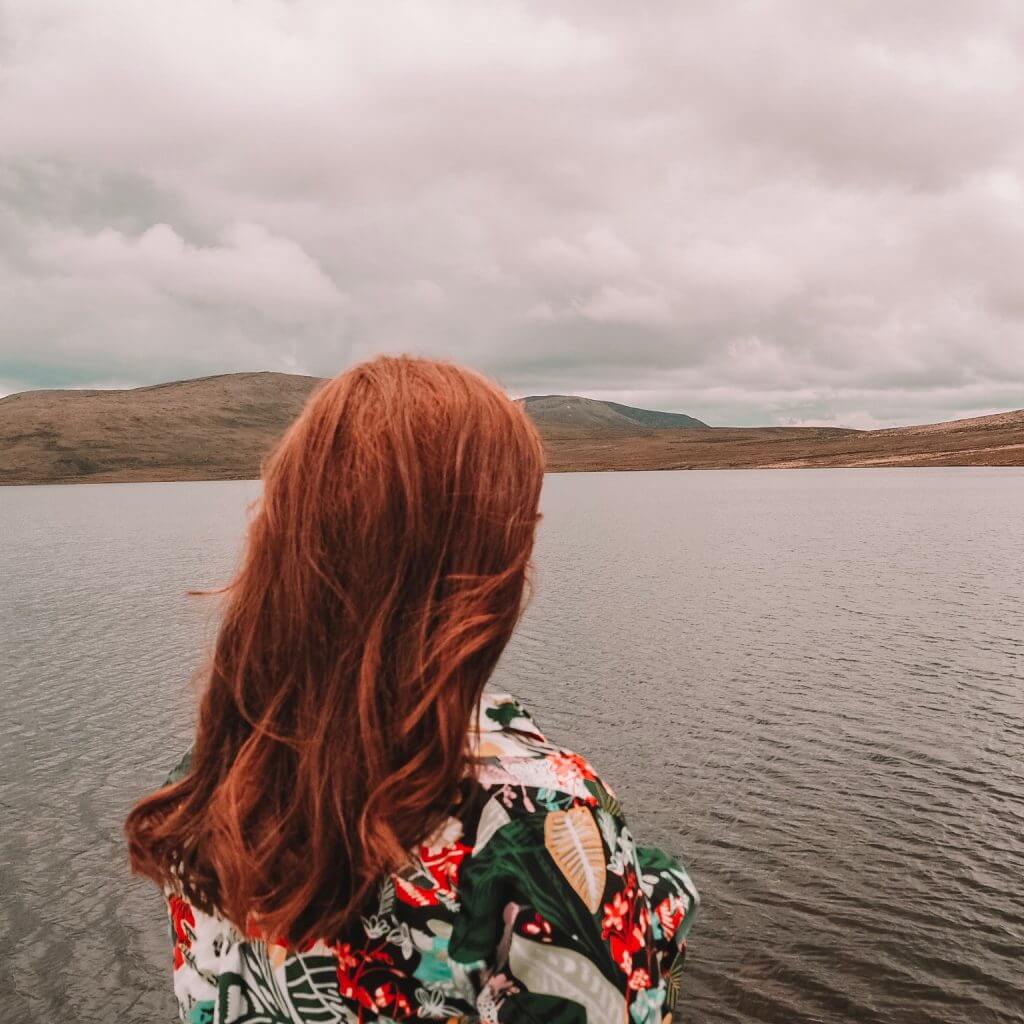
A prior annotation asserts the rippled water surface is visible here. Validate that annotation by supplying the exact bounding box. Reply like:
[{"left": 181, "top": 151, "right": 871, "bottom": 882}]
[{"left": 2, "top": 470, "right": 1022, "bottom": 1024}]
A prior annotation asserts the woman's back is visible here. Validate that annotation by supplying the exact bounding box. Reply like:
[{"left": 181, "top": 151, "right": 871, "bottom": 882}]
[
  {"left": 168, "top": 692, "right": 697, "bottom": 1022},
  {"left": 126, "top": 356, "right": 698, "bottom": 1023}
]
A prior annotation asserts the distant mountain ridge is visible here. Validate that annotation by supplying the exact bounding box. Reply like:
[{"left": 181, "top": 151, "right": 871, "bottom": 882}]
[
  {"left": 0, "top": 374, "right": 708, "bottom": 484},
  {"left": 517, "top": 394, "right": 708, "bottom": 431},
  {"left": 0, "top": 371, "right": 1021, "bottom": 485}
]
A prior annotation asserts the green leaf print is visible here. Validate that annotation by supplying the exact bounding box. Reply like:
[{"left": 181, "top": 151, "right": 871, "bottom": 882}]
[
  {"left": 215, "top": 971, "right": 291, "bottom": 1024},
  {"left": 284, "top": 954, "right": 352, "bottom": 1023},
  {"left": 217, "top": 945, "right": 298, "bottom": 1023},
  {"left": 187, "top": 1000, "right": 215, "bottom": 1024},
  {"left": 484, "top": 700, "right": 525, "bottom": 728},
  {"left": 450, "top": 816, "right": 620, "bottom": 990},
  {"left": 665, "top": 949, "right": 686, "bottom": 1012},
  {"left": 635, "top": 844, "right": 684, "bottom": 877},
  {"left": 505, "top": 993, "right": 588, "bottom": 1024},
  {"left": 589, "top": 777, "right": 623, "bottom": 819},
  {"left": 507, "top": 936, "right": 625, "bottom": 1024}
]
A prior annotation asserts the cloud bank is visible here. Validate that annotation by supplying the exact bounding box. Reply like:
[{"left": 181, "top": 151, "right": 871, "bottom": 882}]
[{"left": 1, "top": 0, "right": 1023, "bottom": 425}]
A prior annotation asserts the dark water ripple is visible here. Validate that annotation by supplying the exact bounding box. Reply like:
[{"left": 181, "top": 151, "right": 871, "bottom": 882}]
[{"left": 1, "top": 469, "right": 1022, "bottom": 1023}]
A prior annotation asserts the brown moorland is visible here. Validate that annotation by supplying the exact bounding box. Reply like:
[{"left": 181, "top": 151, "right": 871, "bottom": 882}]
[{"left": 0, "top": 372, "right": 1021, "bottom": 485}]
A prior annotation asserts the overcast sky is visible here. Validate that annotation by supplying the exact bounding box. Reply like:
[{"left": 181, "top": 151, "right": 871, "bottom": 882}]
[{"left": 2, "top": 1, "right": 1023, "bottom": 426}]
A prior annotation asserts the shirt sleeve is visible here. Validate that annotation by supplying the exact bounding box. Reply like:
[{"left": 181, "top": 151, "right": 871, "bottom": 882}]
[
  {"left": 166, "top": 892, "right": 220, "bottom": 1024},
  {"left": 161, "top": 750, "right": 224, "bottom": 1024},
  {"left": 636, "top": 843, "right": 700, "bottom": 1009},
  {"left": 450, "top": 799, "right": 699, "bottom": 1024}
]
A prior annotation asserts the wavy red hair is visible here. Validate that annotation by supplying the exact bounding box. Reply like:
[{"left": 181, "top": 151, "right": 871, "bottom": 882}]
[{"left": 125, "top": 354, "right": 545, "bottom": 945}]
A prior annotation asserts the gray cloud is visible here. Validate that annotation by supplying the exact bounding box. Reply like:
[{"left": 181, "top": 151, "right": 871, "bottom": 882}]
[{"left": 1, "top": 0, "right": 1023, "bottom": 425}]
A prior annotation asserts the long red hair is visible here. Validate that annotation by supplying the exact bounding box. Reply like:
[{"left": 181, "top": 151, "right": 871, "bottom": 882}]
[{"left": 125, "top": 354, "right": 545, "bottom": 945}]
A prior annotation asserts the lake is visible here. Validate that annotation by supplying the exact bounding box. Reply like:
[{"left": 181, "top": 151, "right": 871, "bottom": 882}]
[{"left": 1, "top": 469, "right": 1022, "bottom": 1024}]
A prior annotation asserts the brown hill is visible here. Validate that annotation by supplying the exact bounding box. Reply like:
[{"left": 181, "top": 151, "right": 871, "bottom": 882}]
[
  {"left": 518, "top": 395, "right": 708, "bottom": 430},
  {"left": 540, "top": 414, "right": 1024, "bottom": 472},
  {"left": 0, "top": 372, "right": 1021, "bottom": 485},
  {"left": 0, "top": 372, "right": 322, "bottom": 485}
]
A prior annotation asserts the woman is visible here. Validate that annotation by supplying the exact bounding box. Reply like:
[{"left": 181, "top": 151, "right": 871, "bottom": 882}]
[{"left": 126, "top": 355, "right": 698, "bottom": 1024}]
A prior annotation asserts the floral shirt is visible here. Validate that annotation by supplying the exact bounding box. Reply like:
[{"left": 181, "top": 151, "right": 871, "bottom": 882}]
[{"left": 165, "top": 691, "right": 699, "bottom": 1024}]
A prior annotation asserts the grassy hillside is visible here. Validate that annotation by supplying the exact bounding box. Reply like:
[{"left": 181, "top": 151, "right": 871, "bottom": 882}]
[
  {"left": 0, "top": 372, "right": 322, "bottom": 485},
  {"left": 518, "top": 395, "right": 708, "bottom": 430},
  {"left": 540, "top": 414, "right": 1024, "bottom": 472},
  {"left": 0, "top": 372, "right": 1021, "bottom": 485}
]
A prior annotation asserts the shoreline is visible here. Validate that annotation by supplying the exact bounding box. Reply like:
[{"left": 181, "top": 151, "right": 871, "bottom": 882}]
[{"left": 3, "top": 459, "right": 1023, "bottom": 487}]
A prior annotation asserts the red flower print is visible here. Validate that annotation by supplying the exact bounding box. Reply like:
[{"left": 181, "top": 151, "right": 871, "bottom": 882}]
[
  {"left": 522, "top": 912, "right": 553, "bottom": 941},
  {"left": 336, "top": 943, "right": 359, "bottom": 971},
  {"left": 169, "top": 896, "right": 195, "bottom": 944},
  {"left": 393, "top": 875, "right": 441, "bottom": 908},
  {"left": 656, "top": 894, "right": 686, "bottom": 942},
  {"left": 549, "top": 751, "right": 599, "bottom": 786},
  {"left": 168, "top": 896, "right": 195, "bottom": 971},
  {"left": 335, "top": 938, "right": 402, "bottom": 1014},
  {"left": 336, "top": 967, "right": 375, "bottom": 1010},
  {"left": 601, "top": 875, "right": 648, "bottom": 978},
  {"left": 373, "top": 984, "right": 412, "bottom": 1017},
  {"left": 419, "top": 840, "right": 472, "bottom": 900},
  {"left": 628, "top": 968, "right": 651, "bottom": 990},
  {"left": 611, "top": 936, "right": 634, "bottom": 975},
  {"left": 602, "top": 892, "right": 629, "bottom": 934}
]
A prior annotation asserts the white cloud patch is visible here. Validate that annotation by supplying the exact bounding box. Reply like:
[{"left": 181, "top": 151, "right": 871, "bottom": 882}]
[
  {"left": 1, "top": 0, "right": 1023, "bottom": 424},
  {"left": 35, "top": 222, "right": 343, "bottom": 321}
]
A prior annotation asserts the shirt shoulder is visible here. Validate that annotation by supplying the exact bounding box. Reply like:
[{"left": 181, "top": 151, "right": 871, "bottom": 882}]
[
  {"left": 451, "top": 692, "right": 699, "bottom": 1017},
  {"left": 470, "top": 690, "right": 617, "bottom": 814}
]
